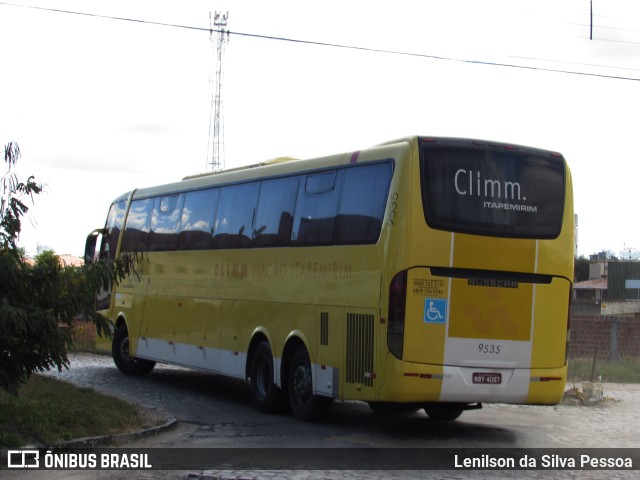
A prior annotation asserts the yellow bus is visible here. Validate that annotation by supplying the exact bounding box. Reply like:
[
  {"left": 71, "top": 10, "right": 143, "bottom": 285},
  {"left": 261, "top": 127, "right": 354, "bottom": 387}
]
[{"left": 85, "top": 136, "right": 573, "bottom": 421}]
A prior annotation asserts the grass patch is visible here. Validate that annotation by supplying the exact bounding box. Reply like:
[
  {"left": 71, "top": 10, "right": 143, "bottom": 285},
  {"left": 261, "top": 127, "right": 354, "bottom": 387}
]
[
  {"left": 568, "top": 356, "right": 640, "bottom": 384},
  {"left": 0, "top": 375, "right": 146, "bottom": 448}
]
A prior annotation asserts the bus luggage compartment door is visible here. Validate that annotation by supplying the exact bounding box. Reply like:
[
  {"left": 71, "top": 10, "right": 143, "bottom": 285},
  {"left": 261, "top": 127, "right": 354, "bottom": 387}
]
[{"left": 402, "top": 267, "right": 569, "bottom": 371}]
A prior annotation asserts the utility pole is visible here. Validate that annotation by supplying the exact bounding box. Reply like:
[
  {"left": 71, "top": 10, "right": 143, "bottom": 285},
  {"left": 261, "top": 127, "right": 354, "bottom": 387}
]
[
  {"left": 590, "top": 1, "right": 593, "bottom": 40},
  {"left": 207, "top": 11, "right": 230, "bottom": 171}
]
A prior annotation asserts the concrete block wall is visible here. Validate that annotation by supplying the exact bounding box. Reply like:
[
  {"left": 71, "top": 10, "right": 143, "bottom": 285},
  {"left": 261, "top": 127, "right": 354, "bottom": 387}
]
[{"left": 568, "top": 315, "right": 640, "bottom": 359}]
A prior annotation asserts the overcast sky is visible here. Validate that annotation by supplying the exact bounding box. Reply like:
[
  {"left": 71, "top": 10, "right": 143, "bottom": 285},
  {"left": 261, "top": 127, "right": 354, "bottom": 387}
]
[{"left": 1, "top": 0, "right": 640, "bottom": 258}]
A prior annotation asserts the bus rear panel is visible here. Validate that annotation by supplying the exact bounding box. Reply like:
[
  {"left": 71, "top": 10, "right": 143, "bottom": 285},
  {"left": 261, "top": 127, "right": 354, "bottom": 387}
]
[{"left": 382, "top": 137, "right": 573, "bottom": 406}]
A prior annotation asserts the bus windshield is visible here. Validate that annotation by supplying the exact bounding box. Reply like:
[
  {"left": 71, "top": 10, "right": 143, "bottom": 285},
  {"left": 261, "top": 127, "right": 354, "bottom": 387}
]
[{"left": 420, "top": 140, "right": 565, "bottom": 239}]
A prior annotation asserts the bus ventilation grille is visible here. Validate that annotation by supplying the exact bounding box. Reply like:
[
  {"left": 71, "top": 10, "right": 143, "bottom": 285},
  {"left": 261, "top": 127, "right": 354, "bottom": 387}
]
[
  {"left": 346, "top": 313, "right": 374, "bottom": 387},
  {"left": 320, "top": 312, "right": 329, "bottom": 346}
]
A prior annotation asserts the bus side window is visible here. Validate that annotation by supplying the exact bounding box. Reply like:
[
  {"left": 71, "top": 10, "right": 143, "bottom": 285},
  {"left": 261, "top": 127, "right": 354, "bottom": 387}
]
[
  {"left": 178, "top": 188, "right": 220, "bottom": 250},
  {"left": 149, "top": 194, "right": 183, "bottom": 252},
  {"left": 214, "top": 183, "right": 260, "bottom": 249},
  {"left": 254, "top": 176, "right": 299, "bottom": 247},
  {"left": 121, "top": 198, "right": 154, "bottom": 252},
  {"left": 292, "top": 170, "right": 341, "bottom": 246},
  {"left": 336, "top": 163, "right": 393, "bottom": 244}
]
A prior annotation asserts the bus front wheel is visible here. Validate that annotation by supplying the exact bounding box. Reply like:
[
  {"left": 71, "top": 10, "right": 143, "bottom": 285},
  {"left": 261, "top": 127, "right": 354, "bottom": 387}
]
[
  {"left": 112, "top": 325, "right": 155, "bottom": 376},
  {"left": 287, "top": 345, "right": 332, "bottom": 421},
  {"left": 249, "top": 341, "right": 287, "bottom": 413}
]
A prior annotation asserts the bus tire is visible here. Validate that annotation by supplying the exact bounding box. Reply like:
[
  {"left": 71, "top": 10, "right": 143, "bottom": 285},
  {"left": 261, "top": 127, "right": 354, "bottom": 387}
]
[
  {"left": 249, "top": 341, "right": 287, "bottom": 413},
  {"left": 368, "top": 402, "right": 421, "bottom": 416},
  {"left": 423, "top": 405, "right": 463, "bottom": 421},
  {"left": 112, "top": 325, "right": 155, "bottom": 376},
  {"left": 287, "top": 345, "right": 332, "bottom": 421}
]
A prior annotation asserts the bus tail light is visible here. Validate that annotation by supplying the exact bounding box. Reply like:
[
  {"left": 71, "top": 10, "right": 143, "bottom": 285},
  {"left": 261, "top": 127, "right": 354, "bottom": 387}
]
[{"left": 387, "top": 270, "right": 407, "bottom": 359}]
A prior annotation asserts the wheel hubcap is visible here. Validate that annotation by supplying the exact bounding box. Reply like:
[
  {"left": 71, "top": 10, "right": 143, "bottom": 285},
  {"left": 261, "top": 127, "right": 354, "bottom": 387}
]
[
  {"left": 292, "top": 364, "right": 311, "bottom": 404},
  {"left": 256, "top": 360, "right": 269, "bottom": 398},
  {"left": 119, "top": 335, "right": 136, "bottom": 364},
  {"left": 119, "top": 336, "right": 130, "bottom": 359}
]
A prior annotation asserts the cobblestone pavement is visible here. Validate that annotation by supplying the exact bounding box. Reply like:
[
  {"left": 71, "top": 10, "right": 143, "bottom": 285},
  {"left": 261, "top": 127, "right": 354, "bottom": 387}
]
[{"left": 3, "top": 353, "right": 638, "bottom": 480}]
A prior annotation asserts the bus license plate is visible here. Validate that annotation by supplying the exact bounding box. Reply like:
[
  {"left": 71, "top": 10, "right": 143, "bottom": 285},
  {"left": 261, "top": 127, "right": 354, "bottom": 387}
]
[{"left": 473, "top": 372, "right": 502, "bottom": 384}]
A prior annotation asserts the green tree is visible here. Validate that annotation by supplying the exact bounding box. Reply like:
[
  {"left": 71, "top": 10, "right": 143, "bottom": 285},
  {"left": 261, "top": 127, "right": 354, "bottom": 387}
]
[
  {"left": 0, "top": 142, "right": 136, "bottom": 394},
  {"left": 574, "top": 255, "right": 590, "bottom": 283},
  {"left": 1, "top": 142, "right": 41, "bottom": 252}
]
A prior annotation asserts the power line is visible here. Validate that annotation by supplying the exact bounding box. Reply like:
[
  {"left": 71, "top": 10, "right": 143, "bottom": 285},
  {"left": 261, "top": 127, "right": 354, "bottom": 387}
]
[
  {"left": 230, "top": 30, "right": 640, "bottom": 82},
  {"left": 578, "top": 36, "right": 640, "bottom": 46},
  {"left": 577, "top": 23, "right": 640, "bottom": 32},
  {"left": 568, "top": 20, "right": 640, "bottom": 36},
  {"left": 0, "top": 1, "right": 208, "bottom": 32},
  {"left": 509, "top": 54, "right": 640, "bottom": 73},
  {"left": 2, "top": 1, "right": 640, "bottom": 82}
]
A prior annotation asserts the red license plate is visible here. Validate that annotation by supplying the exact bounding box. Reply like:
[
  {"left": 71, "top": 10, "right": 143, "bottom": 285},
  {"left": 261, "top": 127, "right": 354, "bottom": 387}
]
[{"left": 473, "top": 372, "right": 502, "bottom": 384}]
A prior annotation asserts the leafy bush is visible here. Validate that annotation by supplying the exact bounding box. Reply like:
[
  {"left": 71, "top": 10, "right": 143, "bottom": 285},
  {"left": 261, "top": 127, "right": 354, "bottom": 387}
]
[{"left": 0, "top": 142, "right": 137, "bottom": 393}]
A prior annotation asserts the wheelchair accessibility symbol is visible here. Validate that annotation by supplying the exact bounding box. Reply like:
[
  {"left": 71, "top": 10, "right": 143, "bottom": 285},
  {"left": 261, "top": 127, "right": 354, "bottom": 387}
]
[{"left": 424, "top": 298, "right": 447, "bottom": 324}]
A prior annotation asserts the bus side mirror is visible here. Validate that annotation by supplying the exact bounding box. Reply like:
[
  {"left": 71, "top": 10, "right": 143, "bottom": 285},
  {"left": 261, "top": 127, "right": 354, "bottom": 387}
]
[{"left": 84, "top": 229, "right": 102, "bottom": 264}]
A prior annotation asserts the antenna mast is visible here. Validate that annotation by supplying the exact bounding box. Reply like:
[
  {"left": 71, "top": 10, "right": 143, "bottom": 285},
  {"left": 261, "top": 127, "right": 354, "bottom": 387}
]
[{"left": 207, "top": 11, "right": 229, "bottom": 171}]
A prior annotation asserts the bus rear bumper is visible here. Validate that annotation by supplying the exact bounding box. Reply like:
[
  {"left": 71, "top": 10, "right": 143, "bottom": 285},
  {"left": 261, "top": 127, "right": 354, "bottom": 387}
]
[{"left": 378, "top": 357, "right": 566, "bottom": 405}]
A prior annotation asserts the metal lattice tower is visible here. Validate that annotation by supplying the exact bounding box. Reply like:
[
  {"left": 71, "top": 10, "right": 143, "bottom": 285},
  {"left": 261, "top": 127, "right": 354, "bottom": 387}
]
[{"left": 207, "top": 11, "right": 229, "bottom": 171}]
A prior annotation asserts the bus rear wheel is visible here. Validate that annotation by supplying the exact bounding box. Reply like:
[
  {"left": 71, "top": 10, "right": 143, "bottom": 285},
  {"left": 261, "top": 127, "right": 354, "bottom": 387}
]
[
  {"left": 287, "top": 345, "right": 332, "bottom": 421},
  {"left": 249, "top": 341, "right": 287, "bottom": 413},
  {"left": 112, "top": 325, "right": 155, "bottom": 376}
]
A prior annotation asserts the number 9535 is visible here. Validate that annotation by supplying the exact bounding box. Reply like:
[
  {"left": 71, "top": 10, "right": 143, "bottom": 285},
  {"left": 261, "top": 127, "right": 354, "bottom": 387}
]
[{"left": 478, "top": 343, "right": 501, "bottom": 354}]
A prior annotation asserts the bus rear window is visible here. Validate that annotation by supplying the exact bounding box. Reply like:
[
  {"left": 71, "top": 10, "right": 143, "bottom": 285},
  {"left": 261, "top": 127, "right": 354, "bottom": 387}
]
[{"left": 420, "top": 143, "right": 565, "bottom": 238}]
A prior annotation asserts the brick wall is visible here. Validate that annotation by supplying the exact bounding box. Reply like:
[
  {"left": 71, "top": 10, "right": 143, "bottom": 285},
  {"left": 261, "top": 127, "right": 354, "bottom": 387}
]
[{"left": 569, "top": 315, "right": 640, "bottom": 359}]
